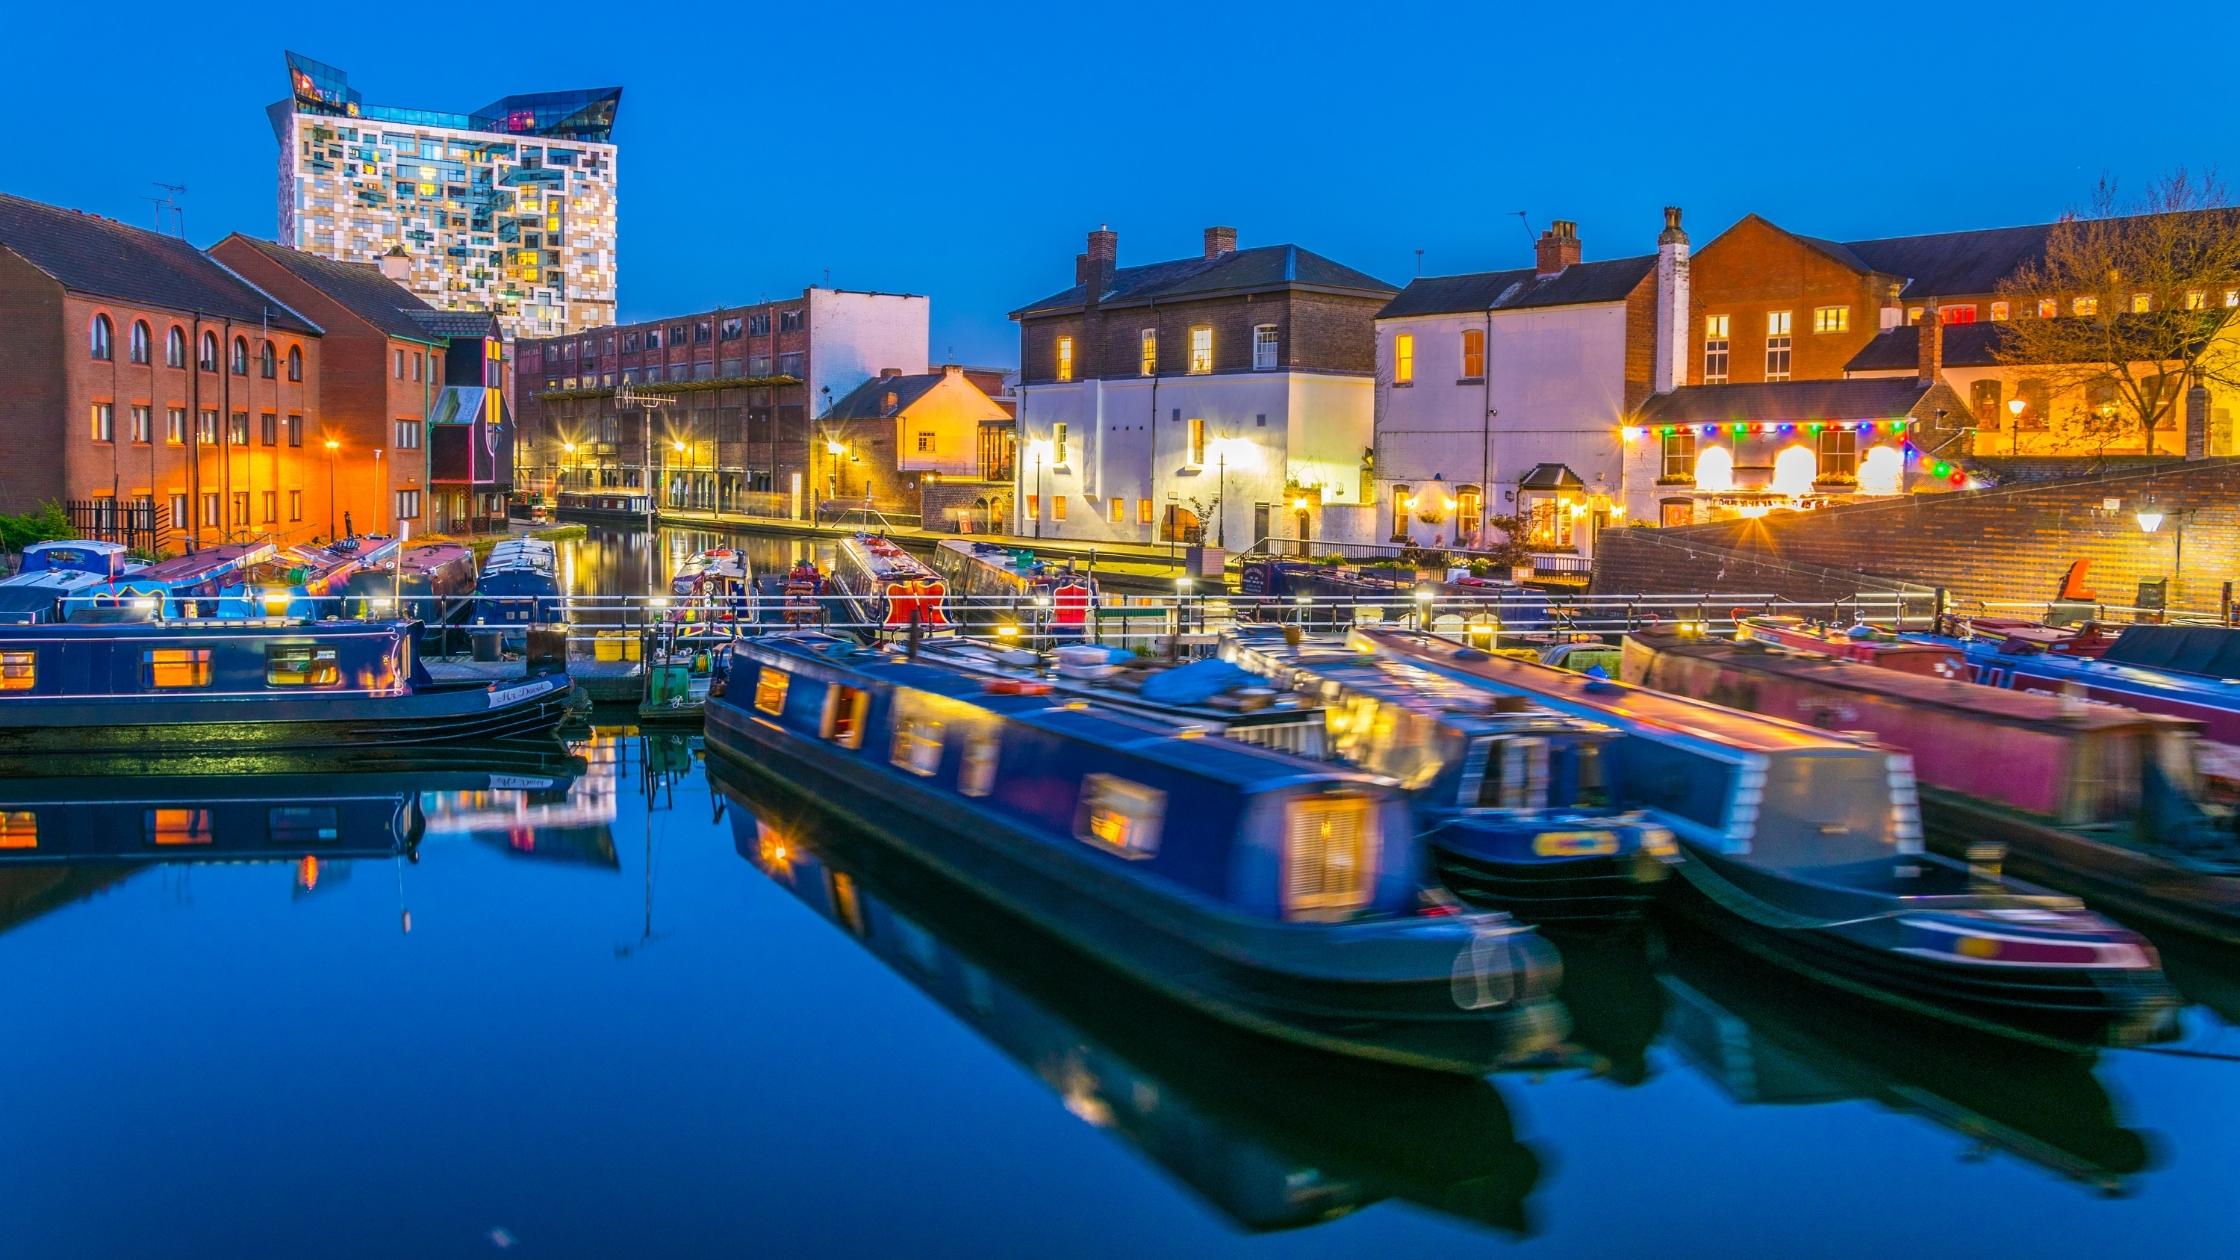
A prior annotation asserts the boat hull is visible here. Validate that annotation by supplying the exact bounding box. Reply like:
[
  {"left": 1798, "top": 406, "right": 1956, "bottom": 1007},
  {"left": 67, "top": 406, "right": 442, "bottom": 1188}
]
[
  {"left": 705, "top": 701, "right": 1568, "bottom": 1075},
  {"left": 1426, "top": 823, "right": 1671, "bottom": 923}
]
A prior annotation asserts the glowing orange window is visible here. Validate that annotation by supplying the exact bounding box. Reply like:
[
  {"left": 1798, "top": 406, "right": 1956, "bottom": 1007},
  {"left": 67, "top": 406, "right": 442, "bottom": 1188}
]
[{"left": 146, "top": 649, "right": 211, "bottom": 688}]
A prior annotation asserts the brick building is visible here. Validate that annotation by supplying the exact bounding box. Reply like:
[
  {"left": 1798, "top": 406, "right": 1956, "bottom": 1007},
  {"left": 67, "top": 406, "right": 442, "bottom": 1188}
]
[
  {"left": 821, "top": 364, "right": 1013, "bottom": 526},
  {"left": 515, "top": 288, "right": 926, "bottom": 515},
  {"left": 0, "top": 192, "right": 331, "bottom": 554},
  {"left": 1011, "top": 225, "right": 1395, "bottom": 548}
]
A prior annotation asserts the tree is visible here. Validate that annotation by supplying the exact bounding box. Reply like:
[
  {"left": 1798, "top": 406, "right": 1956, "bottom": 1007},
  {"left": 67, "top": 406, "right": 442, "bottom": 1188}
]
[
  {"left": 0, "top": 501, "right": 72, "bottom": 556},
  {"left": 1994, "top": 169, "right": 2240, "bottom": 452}
]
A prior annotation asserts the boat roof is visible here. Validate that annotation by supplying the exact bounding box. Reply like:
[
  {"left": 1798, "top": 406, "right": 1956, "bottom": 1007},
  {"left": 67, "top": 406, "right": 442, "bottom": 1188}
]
[
  {"left": 1642, "top": 631, "right": 2183, "bottom": 732},
  {"left": 0, "top": 618, "right": 418, "bottom": 641},
  {"left": 1228, "top": 632, "right": 1601, "bottom": 734},
  {"left": 132, "top": 542, "right": 274, "bottom": 581},
  {"left": 1354, "top": 627, "right": 1876, "bottom": 755},
  {"left": 398, "top": 544, "right": 473, "bottom": 569},
  {"left": 844, "top": 534, "right": 936, "bottom": 580},
  {"left": 2101, "top": 625, "right": 2240, "bottom": 679}
]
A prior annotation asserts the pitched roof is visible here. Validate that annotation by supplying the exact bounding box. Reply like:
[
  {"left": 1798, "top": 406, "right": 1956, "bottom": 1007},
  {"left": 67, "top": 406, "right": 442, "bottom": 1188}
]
[
  {"left": 1012, "top": 243, "right": 1395, "bottom": 318},
  {"left": 0, "top": 193, "right": 319, "bottom": 333},
  {"left": 824, "top": 370, "right": 1007, "bottom": 422},
  {"left": 408, "top": 308, "right": 501, "bottom": 340},
  {"left": 1840, "top": 224, "right": 2060, "bottom": 300},
  {"left": 1844, "top": 322, "right": 2014, "bottom": 371},
  {"left": 1378, "top": 255, "right": 1656, "bottom": 319},
  {"left": 219, "top": 235, "right": 439, "bottom": 342},
  {"left": 1637, "top": 379, "right": 1935, "bottom": 427}
]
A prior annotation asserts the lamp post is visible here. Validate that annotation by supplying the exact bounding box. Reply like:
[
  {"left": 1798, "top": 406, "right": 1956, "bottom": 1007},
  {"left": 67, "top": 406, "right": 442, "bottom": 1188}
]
[
  {"left": 2006, "top": 396, "right": 2026, "bottom": 456},
  {"left": 562, "top": 441, "right": 576, "bottom": 495},
  {"left": 672, "top": 437, "right": 687, "bottom": 511},
  {"left": 824, "top": 439, "right": 846, "bottom": 524},
  {"left": 324, "top": 438, "right": 339, "bottom": 539},
  {"left": 1216, "top": 444, "right": 1228, "bottom": 549},
  {"left": 1034, "top": 446, "right": 1046, "bottom": 540}
]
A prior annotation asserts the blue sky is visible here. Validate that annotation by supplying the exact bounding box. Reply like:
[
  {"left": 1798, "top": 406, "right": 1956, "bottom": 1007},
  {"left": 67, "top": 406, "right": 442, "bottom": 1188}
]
[{"left": 7, "top": 1, "right": 2237, "bottom": 367}]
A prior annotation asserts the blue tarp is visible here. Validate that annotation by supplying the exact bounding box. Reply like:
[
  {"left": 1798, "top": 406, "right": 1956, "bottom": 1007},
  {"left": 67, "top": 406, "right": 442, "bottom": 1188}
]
[{"left": 1137, "top": 658, "right": 1254, "bottom": 706}]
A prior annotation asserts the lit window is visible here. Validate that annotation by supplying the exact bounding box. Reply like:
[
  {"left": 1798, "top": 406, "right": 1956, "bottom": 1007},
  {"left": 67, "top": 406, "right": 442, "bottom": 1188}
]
[
  {"left": 1188, "top": 326, "right": 1213, "bottom": 375},
  {"left": 2074, "top": 295, "right": 2098, "bottom": 316},
  {"left": 0, "top": 810, "right": 34, "bottom": 849},
  {"left": 147, "top": 808, "right": 214, "bottom": 847},
  {"left": 1660, "top": 431, "right": 1697, "bottom": 481},
  {"left": 1055, "top": 335, "right": 1074, "bottom": 382},
  {"left": 1283, "top": 793, "right": 1377, "bottom": 917},
  {"left": 959, "top": 734, "right": 1000, "bottom": 797},
  {"left": 1108, "top": 498, "right": 1124, "bottom": 524},
  {"left": 2186, "top": 291, "right": 2208, "bottom": 311},
  {"left": 1812, "top": 306, "right": 1849, "bottom": 334},
  {"left": 891, "top": 717, "right": 945, "bottom": 777},
  {"left": 1460, "top": 328, "right": 1485, "bottom": 379},
  {"left": 1942, "top": 305, "right": 1978, "bottom": 325},
  {"left": 1990, "top": 301, "right": 2011, "bottom": 321},
  {"left": 1703, "top": 315, "right": 1729, "bottom": 383},
  {"left": 146, "top": 648, "right": 211, "bottom": 689},
  {"left": 2227, "top": 290, "right": 2240, "bottom": 308},
  {"left": 0, "top": 650, "right": 34, "bottom": 691},
  {"left": 822, "top": 685, "right": 870, "bottom": 748},
  {"left": 754, "top": 667, "right": 789, "bottom": 716},
  {"left": 1140, "top": 329, "right": 1157, "bottom": 376},
  {"left": 1138, "top": 499, "right": 1153, "bottom": 525},
  {"left": 266, "top": 645, "right": 340, "bottom": 687},
  {"left": 1907, "top": 306, "right": 1925, "bottom": 325},
  {"left": 1052, "top": 496, "right": 1067, "bottom": 522},
  {"left": 1052, "top": 422, "right": 1068, "bottom": 466},
  {"left": 1186, "top": 418, "right": 1207, "bottom": 466},
  {"left": 1252, "top": 324, "right": 1279, "bottom": 370},
  {"left": 1076, "top": 774, "right": 1166, "bottom": 859},
  {"left": 2132, "top": 292, "right": 2153, "bottom": 313},
  {"left": 90, "top": 403, "right": 114, "bottom": 442},
  {"left": 1393, "top": 333, "right": 1414, "bottom": 384},
  {"left": 1816, "top": 427, "right": 1858, "bottom": 479},
  {"left": 1026, "top": 494, "right": 1039, "bottom": 520},
  {"left": 1765, "top": 311, "right": 1792, "bottom": 381},
  {"left": 1391, "top": 484, "right": 1412, "bottom": 538},
  {"left": 2038, "top": 298, "right": 2060, "bottom": 318}
]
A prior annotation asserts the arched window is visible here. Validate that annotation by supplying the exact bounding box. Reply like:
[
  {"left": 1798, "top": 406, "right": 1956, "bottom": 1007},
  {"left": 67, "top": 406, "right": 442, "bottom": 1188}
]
[
  {"left": 1770, "top": 444, "right": 1817, "bottom": 497},
  {"left": 260, "top": 340, "right": 277, "bottom": 379},
  {"left": 231, "top": 337, "right": 249, "bottom": 375},
  {"left": 90, "top": 314, "right": 113, "bottom": 360},
  {"left": 167, "top": 326, "right": 187, "bottom": 368},
  {"left": 287, "top": 346, "right": 303, "bottom": 382},
  {"left": 1693, "top": 445, "right": 1734, "bottom": 493},
  {"left": 129, "top": 320, "right": 151, "bottom": 365},
  {"left": 1455, "top": 484, "right": 1485, "bottom": 542},
  {"left": 199, "top": 331, "right": 219, "bottom": 371}
]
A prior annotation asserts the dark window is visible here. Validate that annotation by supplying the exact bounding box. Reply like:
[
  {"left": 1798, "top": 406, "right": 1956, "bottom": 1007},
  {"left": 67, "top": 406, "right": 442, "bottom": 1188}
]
[
  {"left": 231, "top": 337, "right": 249, "bottom": 375},
  {"left": 260, "top": 413, "right": 278, "bottom": 445},
  {"left": 166, "top": 326, "right": 186, "bottom": 368},
  {"left": 780, "top": 309, "right": 804, "bottom": 332},
  {"left": 129, "top": 320, "right": 151, "bottom": 364},
  {"left": 90, "top": 314, "right": 113, "bottom": 360},
  {"left": 260, "top": 340, "right": 277, "bottom": 378},
  {"left": 287, "top": 346, "right": 303, "bottom": 381}
]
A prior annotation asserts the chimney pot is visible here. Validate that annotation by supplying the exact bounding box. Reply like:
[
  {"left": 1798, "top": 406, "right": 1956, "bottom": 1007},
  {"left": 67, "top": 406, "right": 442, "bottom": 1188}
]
[
  {"left": 1535, "top": 220, "right": 1582, "bottom": 278},
  {"left": 880, "top": 366, "right": 902, "bottom": 378},
  {"left": 1203, "top": 226, "right": 1238, "bottom": 259},
  {"left": 1659, "top": 207, "right": 1688, "bottom": 246}
]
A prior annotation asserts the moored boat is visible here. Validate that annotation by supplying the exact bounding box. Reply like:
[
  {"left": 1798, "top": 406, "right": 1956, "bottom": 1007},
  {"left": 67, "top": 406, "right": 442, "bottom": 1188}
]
[
  {"left": 1623, "top": 625, "right": 2240, "bottom": 947},
  {"left": 1355, "top": 626, "right": 2179, "bottom": 1048},
  {"left": 474, "top": 537, "right": 565, "bottom": 639},
  {"left": 666, "top": 546, "right": 751, "bottom": 620},
  {"left": 9, "top": 539, "right": 138, "bottom": 582},
  {"left": 829, "top": 534, "right": 948, "bottom": 638},
  {"left": 930, "top": 540, "right": 1095, "bottom": 638},
  {"left": 90, "top": 542, "right": 273, "bottom": 619},
  {"left": 1736, "top": 614, "right": 1966, "bottom": 677},
  {"left": 344, "top": 542, "right": 477, "bottom": 625},
  {"left": 704, "top": 632, "right": 1568, "bottom": 1074}
]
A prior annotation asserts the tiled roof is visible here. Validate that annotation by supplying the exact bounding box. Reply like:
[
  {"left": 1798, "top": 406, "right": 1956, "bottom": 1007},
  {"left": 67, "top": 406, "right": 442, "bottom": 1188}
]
[
  {"left": 1839, "top": 224, "right": 2061, "bottom": 300},
  {"left": 221, "top": 235, "right": 438, "bottom": 342},
  {"left": 1638, "top": 379, "right": 1935, "bottom": 426},
  {"left": 1378, "top": 255, "right": 1655, "bottom": 319},
  {"left": 1012, "top": 243, "right": 1395, "bottom": 318},
  {"left": 0, "top": 193, "right": 319, "bottom": 333},
  {"left": 408, "top": 308, "right": 500, "bottom": 341},
  {"left": 1844, "top": 323, "right": 2014, "bottom": 371},
  {"left": 824, "top": 370, "right": 1007, "bottom": 422}
]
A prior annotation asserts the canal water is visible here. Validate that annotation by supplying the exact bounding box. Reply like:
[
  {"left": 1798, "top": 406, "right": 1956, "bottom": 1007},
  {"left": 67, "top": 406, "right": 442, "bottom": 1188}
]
[{"left": 4, "top": 528, "right": 2239, "bottom": 1257}]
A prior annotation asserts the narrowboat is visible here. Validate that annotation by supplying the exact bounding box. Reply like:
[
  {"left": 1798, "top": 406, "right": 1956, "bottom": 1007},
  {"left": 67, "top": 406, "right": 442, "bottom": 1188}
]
[
  {"left": 0, "top": 619, "right": 574, "bottom": 754},
  {"left": 10, "top": 539, "right": 137, "bottom": 581},
  {"left": 704, "top": 633, "right": 1569, "bottom": 1074},
  {"left": 0, "top": 570, "right": 111, "bottom": 625},
  {"left": 829, "top": 534, "right": 948, "bottom": 638},
  {"left": 715, "top": 765, "right": 1545, "bottom": 1235},
  {"left": 344, "top": 542, "right": 477, "bottom": 625},
  {"left": 931, "top": 540, "right": 1096, "bottom": 638},
  {"left": 1221, "top": 628, "right": 1676, "bottom": 920},
  {"left": 754, "top": 559, "right": 830, "bottom": 627},
  {"left": 223, "top": 534, "right": 404, "bottom": 620},
  {"left": 474, "top": 537, "right": 565, "bottom": 640},
  {"left": 554, "top": 487, "right": 653, "bottom": 523},
  {"left": 667, "top": 547, "right": 752, "bottom": 620},
  {"left": 1355, "top": 627, "right": 2178, "bottom": 1048},
  {"left": 1736, "top": 614, "right": 1967, "bottom": 677},
  {"left": 91, "top": 542, "right": 273, "bottom": 619},
  {"left": 1236, "top": 559, "right": 1551, "bottom": 633},
  {"left": 1623, "top": 626, "right": 2240, "bottom": 947}
]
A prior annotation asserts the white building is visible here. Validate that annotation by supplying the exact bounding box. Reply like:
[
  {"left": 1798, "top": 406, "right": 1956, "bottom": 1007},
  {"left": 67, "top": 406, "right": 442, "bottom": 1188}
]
[
  {"left": 1009, "top": 226, "right": 1397, "bottom": 552},
  {"left": 1372, "top": 212, "right": 1690, "bottom": 555}
]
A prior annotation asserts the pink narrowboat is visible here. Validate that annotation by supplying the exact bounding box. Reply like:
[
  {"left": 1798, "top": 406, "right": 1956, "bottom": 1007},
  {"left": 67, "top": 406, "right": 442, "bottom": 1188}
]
[{"left": 1623, "top": 627, "right": 2240, "bottom": 946}]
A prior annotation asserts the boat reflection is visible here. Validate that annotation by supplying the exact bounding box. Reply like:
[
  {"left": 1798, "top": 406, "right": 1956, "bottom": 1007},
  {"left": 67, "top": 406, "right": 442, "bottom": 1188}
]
[
  {"left": 420, "top": 732, "right": 621, "bottom": 868},
  {"left": 709, "top": 757, "right": 1544, "bottom": 1237}
]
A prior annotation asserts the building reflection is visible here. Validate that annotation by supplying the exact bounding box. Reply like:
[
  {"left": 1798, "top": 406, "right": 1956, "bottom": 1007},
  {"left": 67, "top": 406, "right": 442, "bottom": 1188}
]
[
  {"left": 709, "top": 756, "right": 1544, "bottom": 1237},
  {"left": 419, "top": 732, "right": 620, "bottom": 867}
]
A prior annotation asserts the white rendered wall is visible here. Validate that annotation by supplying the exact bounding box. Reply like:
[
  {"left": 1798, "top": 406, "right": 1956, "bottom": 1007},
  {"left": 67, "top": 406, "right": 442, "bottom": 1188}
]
[{"left": 807, "top": 289, "right": 930, "bottom": 411}]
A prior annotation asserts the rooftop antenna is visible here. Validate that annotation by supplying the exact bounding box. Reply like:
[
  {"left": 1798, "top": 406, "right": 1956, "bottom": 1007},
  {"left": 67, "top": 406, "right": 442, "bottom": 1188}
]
[
  {"left": 150, "top": 182, "right": 187, "bottom": 236},
  {"left": 1414, "top": 248, "right": 1424, "bottom": 277},
  {"left": 1513, "top": 211, "right": 1535, "bottom": 249}
]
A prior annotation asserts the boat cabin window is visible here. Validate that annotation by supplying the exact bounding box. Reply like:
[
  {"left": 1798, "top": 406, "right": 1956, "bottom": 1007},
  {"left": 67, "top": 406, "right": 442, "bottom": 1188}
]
[
  {"left": 145, "top": 648, "right": 212, "bottom": 689},
  {"left": 266, "top": 644, "right": 341, "bottom": 687},
  {"left": 891, "top": 717, "right": 946, "bottom": 777},
  {"left": 0, "top": 650, "right": 34, "bottom": 691},
  {"left": 268, "top": 807, "right": 341, "bottom": 845},
  {"left": 0, "top": 810, "right": 35, "bottom": 850},
  {"left": 146, "top": 808, "right": 214, "bottom": 846},
  {"left": 959, "top": 733, "right": 1000, "bottom": 797},
  {"left": 822, "top": 685, "right": 871, "bottom": 749},
  {"left": 754, "top": 667, "right": 789, "bottom": 716},
  {"left": 1075, "top": 774, "right": 1165, "bottom": 860},
  {"left": 1284, "top": 793, "right": 1378, "bottom": 918},
  {"left": 828, "top": 871, "right": 867, "bottom": 939},
  {"left": 1472, "top": 737, "right": 1551, "bottom": 810},
  {"left": 1575, "top": 744, "right": 1611, "bottom": 810}
]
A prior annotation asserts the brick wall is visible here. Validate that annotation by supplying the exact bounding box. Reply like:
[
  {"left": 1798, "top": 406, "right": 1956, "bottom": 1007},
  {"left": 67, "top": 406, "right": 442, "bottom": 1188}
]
[
  {"left": 1689, "top": 215, "right": 1888, "bottom": 384},
  {"left": 921, "top": 479, "right": 1013, "bottom": 533},
  {"left": 1593, "top": 458, "right": 2240, "bottom": 615},
  {"left": 1020, "top": 282, "right": 1384, "bottom": 384},
  {"left": 0, "top": 250, "right": 65, "bottom": 514}
]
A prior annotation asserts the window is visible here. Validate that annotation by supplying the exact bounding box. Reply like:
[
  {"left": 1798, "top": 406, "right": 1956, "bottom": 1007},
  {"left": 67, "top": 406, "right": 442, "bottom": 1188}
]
[
  {"left": 90, "top": 314, "right": 113, "bottom": 360},
  {"left": 394, "top": 489, "right": 421, "bottom": 520},
  {"left": 286, "top": 346, "right": 302, "bottom": 381},
  {"left": 1052, "top": 422, "right": 1068, "bottom": 465},
  {"left": 1391, "top": 483, "right": 1412, "bottom": 538},
  {"left": 742, "top": 315, "right": 765, "bottom": 338},
  {"left": 2073, "top": 295, "right": 2098, "bottom": 316},
  {"left": 231, "top": 337, "right": 249, "bottom": 375},
  {"left": 1188, "top": 326, "right": 1213, "bottom": 374},
  {"left": 1052, "top": 496, "right": 1068, "bottom": 522},
  {"left": 145, "top": 648, "right": 212, "bottom": 689},
  {"left": 1026, "top": 494, "right": 1039, "bottom": 520},
  {"left": 231, "top": 491, "right": 249, "bottom": 525},
  {"left": 0, "top": 650, "right": 34, "bottom": 691},
  {"left": 1812, "top": 305, "right": 1849, "bottom": 334},
  {"left": 268, "top": 807, "right": 340, "bottom": 845},
  {"left": 960, "top": 734, "right": 1000, "bottom": 797},
  {"left": 1460, "top": 328, "right": 1485, "bottom": 379},
  {"left": 2186, "top": 290, "right": 2209, "bottom": 311},
  {"left": 1253, "top": 324, "right": 1279, "bottom": 370},
  {"left": 412, "top": 351, "right": 423, "bottom": 381},
  {"left": 915, "top": 432, "right": 934, "bottom": 453},
  {"left": 1140, "top": 328, "right": 1157, "bottom": 376},
  {"left": 169, "top": 494, "right": 187, "bottom": 530},
  {"left": 1108, "top": 498, "right": 1124, "bottom": 524},
  {"left": 1703, "top": 315, "right": 1730, "bottom": 383},
  {"left": 1765, "top": 311, "right": 1792, "bottom": 381},
  {"left": 266, "top": 644, "right": 340, "bottom": 686},
  {"left": 1076, "top": 774, "right": 1166, "bottom": 859},
  {"left": 199, "top": 331, "right": 218, "bottom": 371},
  {"left": 1186, "top": 417, "right": 1206, "bottom": 466},
  {"left": 1054, "top": 335, "right": 1074, "bottom": 382},
  {"left": 1393, "top": 332, "right": 1414, "bottom": 384},
  {"left": 229, "top": 412, "right": 249, "bottom": 445},
  {"left": 1817, "top": 427, "right": 1858, "bottom": 479},
  {"left": 197, "top": 409, "right": 218, "bottom": 445},
  {"left": 754, "top": 667, "right": 789, "bottom": 716},
  {"left": 1138, "top": 498, "right": 1153, "bottom": 525},
  {"left": 780, "top": 309, "right": 804, "bottom": 332},
  {"left": 288, "top": 490, "right": 302, "bottom": 522},
  {"left": 260, "top": 413, "right": 277, "bottom": 445},
  {"left": 287, "top": 415, "right": 302, "bottom": 447},
  {"left": 2037, "top": 298, "right": 2060, "bottom": 318},
  {"left": 1282, "top": 793, "right": 1376, "bottom": 917},
  {"left": 0, "top": 810, "right": 34, "bottom": 849},
  {"left": 166, "top": 326, "right": 186, "bottom": 368},
  {"left": 260, "top": 340, "right": 277, "bottom": 378},
  {"left": 1660, "top": 430, "right": 1697, "bottom": 480},
  {"left": 1971, "top": 378, "right": 2005, "bottom": 428},
  {"left": 2016, "top": 378, "right": 2050, "bottom": 429},
  {"left": 130, "top": 405, "right": 152, "bottom": 444},
  {"left": 2132, "top": 292, "right": 2153, "bottom": 314},
  {"left": 201, "top": 493, "right": 219, "bottom": 526},
  {"left": 821, "top": 685, "right": 870, "bottom": 748},
  {"left": 261, "top": 490, "right": 277, "bottom": 524},
  {"left": 394, "top": 348, "right": 406, "bottom": 378},
  {"left": 1456, "top": 484, "right": 1483, "bottom": 532},
  {"left": 719, "top": 317, "right": 743, "bottom": 340},
  {"left": 167, "top": 408, "right": 185, "bottom": 444},
  {"left": 1990, "top": 300, "right": 2011, "bottom": 321},
  {"left": 1907, "top": 306, "right": 1925, "bottom": 325},
  {"left": 147, "top": 808, "right": 213, "bottom": 846},
  {"left": 395, "top": 420, "right": 422, "bottom": 450},
  {"left": 1942, "top": 305, "right": 1978, "bottom": 325},
  {"left": 90, "top": 402, "right": 114, "bottom": 442},
  {"left": 129, "top": 320, "right": 151, "bottom": 364},
  {"left": 891, "top": 717, "right": 945, "bottom": 777},
  {"left": 645, "top": 328, "right": 664, "bottom": 348}
]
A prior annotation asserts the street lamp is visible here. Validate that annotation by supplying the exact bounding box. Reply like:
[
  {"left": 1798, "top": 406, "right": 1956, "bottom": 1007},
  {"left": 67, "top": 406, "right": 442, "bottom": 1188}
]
[
  {"left": 824, "top": 439, "right": 847, "bottom": 519},
  {"left": 2136, "top": 495, "right": 2165, "bottom": 533},
  {"left": 672, "top": 437, "right": 687, "bottom": 510},
  {"left": 562, "top": 441, "right": 576, "bottom": 494},
  {"left": 2006, "top": 396, "right": 2026, "bottom": 456},
  {"left": 324, "top": 438, "right": 340, "bottom": 539},
  {"left": 1034, "top": 446, "right": 1046, "bottom": 540}
]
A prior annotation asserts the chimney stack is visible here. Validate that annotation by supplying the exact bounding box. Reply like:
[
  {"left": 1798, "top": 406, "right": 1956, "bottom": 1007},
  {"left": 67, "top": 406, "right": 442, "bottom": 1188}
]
[
  {"left": 1917, "top": 301, "right": 1944, "bottom": 383},
  {"left": 1653, "top": 208, "right": 1689, "bottom": 394},
  {"left": 1079, "top": 225, "right": 1118, "bottom": 302},
  {"left": 1535, "top": 220, "right": 1582, "bottom": 278},
  {"left": 1203, "top": 226, "right": 1237, "bottom": 259},
  {"left": 880, "top": 366, "right": 903, "bottom": 379},
  {"left": 1879, "top": 282, "right": 1905, "bottom": 330},
  {"left": 378, "top": 243, "right": 411, "bottom": 283}
]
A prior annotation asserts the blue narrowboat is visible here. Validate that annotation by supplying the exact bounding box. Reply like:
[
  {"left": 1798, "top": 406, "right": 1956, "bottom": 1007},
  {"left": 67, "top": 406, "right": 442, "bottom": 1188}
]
[
  {"left": 0, "top": 620, "right": 574, "bottom": 754},
  {"left": 89, "top": 542, "right": 272, "bottom": 619},
  {"left": 473, "top": 537, "right": 566, "bottom": 640},
  {"left": 344, "top": 542, "right": 479, "bottom": 626},
  {"left": 704, "top": 633, "right": 1568, "bottom": 1074},
  {"left": 1355, "top": 627, "right": 2179, "bottom": 1048},
  {"left": 1220, "top": 628, "right": 1677, "bottom": 919},
  {"left": 713, "top": 766, "right": 1545, "bottom": 1234},
  {"left": 11, "top": 539, "right": 138, "bottom": 581},
  {"left": 0, "top": 569, "right": 112, "bottom": 625}
]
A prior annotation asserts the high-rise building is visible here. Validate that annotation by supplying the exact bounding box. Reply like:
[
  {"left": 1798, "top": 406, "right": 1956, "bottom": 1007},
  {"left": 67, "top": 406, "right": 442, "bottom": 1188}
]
[{"left": 269, "top": 51, "right": 620, "bottom": 341}]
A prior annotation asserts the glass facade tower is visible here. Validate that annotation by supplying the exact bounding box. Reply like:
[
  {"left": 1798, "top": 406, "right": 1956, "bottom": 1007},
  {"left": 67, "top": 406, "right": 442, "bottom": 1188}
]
[{"left": 270, "top": 52, "right": 621, "bottom": 339}]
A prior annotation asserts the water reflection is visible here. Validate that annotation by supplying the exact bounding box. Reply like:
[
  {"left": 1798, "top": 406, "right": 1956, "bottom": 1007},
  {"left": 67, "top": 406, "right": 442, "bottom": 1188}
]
[
  {"left": 557, "top": 524, "right": 831, "bottom": 599},
  {"left": 709, "top": 755, "right": 1545, "bottom": 1237}
]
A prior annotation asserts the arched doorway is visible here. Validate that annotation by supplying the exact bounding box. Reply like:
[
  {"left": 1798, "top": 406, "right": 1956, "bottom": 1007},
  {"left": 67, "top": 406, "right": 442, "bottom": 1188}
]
[{"left": 1161, "top": 504, "right": 1202, "bottom": 544}]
